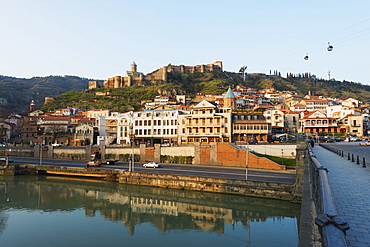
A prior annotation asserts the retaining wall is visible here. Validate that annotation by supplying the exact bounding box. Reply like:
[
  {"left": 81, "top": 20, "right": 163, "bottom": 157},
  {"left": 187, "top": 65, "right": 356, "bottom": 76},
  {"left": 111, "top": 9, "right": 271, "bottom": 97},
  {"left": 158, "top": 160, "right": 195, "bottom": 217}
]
[
  {"left": 1, "top": 164, "right": 295, "bottom": 201},
  {"left": 117, "top": 171, "right": 294, "bottom": 201}
]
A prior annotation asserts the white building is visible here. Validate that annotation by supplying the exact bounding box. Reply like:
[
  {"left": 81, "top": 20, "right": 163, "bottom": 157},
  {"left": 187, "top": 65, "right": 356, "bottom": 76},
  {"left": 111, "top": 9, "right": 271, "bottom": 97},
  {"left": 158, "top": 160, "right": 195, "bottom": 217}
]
[
  {"left": 263, "top": 109, "right": 285, "bottom": 128},
  {"left": 132, "top": 109, "right": 188, "bottom": 146},
  {"left": 326, "top": 105, "right": 361, "bottom": 118},
  {"left": 97, "top": 111, "right": 133, "bottom": 145}
]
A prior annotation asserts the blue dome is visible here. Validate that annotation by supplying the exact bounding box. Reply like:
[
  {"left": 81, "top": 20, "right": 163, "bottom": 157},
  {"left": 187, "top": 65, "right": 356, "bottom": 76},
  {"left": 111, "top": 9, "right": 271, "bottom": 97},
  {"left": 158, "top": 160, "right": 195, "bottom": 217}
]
[{"left": 224, "top": 88, "right": 235, "bottom": 98}]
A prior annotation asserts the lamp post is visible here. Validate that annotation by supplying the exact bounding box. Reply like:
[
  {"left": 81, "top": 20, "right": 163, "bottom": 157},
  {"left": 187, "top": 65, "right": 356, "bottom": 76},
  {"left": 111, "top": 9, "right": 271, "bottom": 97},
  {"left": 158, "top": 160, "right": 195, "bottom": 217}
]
[
  {"left": 129, "top": 124, "right": 135, "bottom": 172},
  {"left": 281, "top": 149, "right": 284, "bottom": 166},
  {"left": 246, "top": 144, "right": 249, "bottom": 180},
  {"left": 5, "top": 149, "right": 11, "bottom": 168},
  {"left": 40, "top": 144, "right": 42, "bottom": 166},
  {"left": 244, "top": 134, "right": 249, "bottom": 180}
]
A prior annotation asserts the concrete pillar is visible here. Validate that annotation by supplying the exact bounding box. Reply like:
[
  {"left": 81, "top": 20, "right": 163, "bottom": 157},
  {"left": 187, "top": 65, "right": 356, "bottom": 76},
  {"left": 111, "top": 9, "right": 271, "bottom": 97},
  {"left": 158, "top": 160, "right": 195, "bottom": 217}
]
[
  {"left": 193, "top": 142, "right": 200, "bottom": 165},
  {"left": 47, "top": 146, "right": 54, "bottom": 159},
  {"left": 85, "top": 145, "right": 92, "bottom": 160},
  {"left": 154, "top": 144, "right": 161, "bottom": 163},
  {"left": 100, "top": 145, "right": 106, "bottom": 160},
  {"left": 140, "top": 144, "right": 146, "bottom": 162},
  {"left": 210, "top": 143, "right": 217, "bottom": 166},
  {"left": 293, "top": 138, "right": 307, "bottom": 203},
  {"left": 34, "top": 145, "right": 40, "bottom": 158}
]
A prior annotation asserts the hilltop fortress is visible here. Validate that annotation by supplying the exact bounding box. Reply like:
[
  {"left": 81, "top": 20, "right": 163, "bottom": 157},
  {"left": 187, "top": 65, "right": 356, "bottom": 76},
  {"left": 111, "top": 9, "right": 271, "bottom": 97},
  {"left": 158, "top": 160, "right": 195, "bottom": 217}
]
[{"left": 88, "top": 61, "right": 223, "bottom": 89}]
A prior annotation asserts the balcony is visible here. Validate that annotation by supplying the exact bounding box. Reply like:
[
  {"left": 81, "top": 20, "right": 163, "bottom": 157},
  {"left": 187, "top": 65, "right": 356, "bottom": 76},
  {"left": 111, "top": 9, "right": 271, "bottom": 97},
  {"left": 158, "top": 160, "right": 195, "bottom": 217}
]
[{"left": 187, "top": 123, "right": 223, "bottom": 127}]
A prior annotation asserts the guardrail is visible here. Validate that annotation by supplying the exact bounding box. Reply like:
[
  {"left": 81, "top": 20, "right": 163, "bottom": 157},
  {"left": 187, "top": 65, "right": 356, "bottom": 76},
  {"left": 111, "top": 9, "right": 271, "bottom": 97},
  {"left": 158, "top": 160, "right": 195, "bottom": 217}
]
[{"left": 308, "top": 145, "right": 349, "bottom": 247}]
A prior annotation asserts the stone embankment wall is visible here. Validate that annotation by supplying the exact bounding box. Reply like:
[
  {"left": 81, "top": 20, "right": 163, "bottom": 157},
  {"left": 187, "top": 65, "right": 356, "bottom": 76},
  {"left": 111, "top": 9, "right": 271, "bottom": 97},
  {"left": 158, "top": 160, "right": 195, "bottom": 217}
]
[
  {"left": 1, "top": 164, "right": 295, "bottom": 201},
  {"left": 118, "top": 171, "right": 294, "bottom": 201}
]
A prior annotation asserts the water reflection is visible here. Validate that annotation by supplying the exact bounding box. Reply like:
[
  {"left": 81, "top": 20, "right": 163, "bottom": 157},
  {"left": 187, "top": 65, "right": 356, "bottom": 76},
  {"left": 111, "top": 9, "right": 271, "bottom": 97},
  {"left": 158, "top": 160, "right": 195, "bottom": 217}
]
[{"left": 0, "top": 176, "right": 300, "bottom": 246}]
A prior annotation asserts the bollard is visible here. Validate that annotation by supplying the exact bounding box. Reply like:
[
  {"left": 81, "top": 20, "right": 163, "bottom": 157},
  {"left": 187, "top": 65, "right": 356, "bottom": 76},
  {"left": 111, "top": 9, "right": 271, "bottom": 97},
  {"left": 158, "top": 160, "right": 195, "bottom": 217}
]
[
  {"left": 352, "top": 154, "right": 354, "bottom": 162},
  {"left": 356, "top": 155, "right": 360, "bottom": 165},
  {"left": 363, "top": 157, "right": 366, "bottom": 168},
  {"left": 342, "top": 150, "right": 344, "bottom": 157},
  {"left": 348, "top": 153, "right": 350, "bottom": 160}
]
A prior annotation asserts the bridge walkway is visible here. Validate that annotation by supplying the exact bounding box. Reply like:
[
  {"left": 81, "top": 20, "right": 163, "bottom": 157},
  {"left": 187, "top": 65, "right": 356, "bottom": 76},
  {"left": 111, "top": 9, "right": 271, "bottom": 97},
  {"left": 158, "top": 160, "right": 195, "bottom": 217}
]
[{"left": 313, "top": 145, "right": 370, "bottom": 247}]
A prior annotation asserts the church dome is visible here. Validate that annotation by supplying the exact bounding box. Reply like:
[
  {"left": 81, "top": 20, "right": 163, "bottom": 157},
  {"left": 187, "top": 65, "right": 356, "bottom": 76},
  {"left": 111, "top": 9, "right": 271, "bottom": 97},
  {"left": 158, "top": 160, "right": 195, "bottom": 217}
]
[{"left": 224, "top": 88, "right": 235, "bottom": 98}]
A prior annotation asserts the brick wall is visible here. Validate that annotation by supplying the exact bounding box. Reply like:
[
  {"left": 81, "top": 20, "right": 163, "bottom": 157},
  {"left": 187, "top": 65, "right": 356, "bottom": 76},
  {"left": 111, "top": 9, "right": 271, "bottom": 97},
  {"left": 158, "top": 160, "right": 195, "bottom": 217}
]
[
  {"left": 146, "top": 148, "right": 154, "bottom": 161},
  {"left": 199, "top": 146, "right": 211, "bottom": 165},
  {"left": 215, "top": 143, "right": 285, "bottom": 170}
]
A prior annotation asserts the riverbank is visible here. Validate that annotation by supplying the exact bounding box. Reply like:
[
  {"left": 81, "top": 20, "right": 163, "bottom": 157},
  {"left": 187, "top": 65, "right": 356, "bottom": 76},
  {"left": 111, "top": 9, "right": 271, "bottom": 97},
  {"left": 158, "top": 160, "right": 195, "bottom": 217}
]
[{"left": 1, "top": 164, "right": 298, "bottom": 202}]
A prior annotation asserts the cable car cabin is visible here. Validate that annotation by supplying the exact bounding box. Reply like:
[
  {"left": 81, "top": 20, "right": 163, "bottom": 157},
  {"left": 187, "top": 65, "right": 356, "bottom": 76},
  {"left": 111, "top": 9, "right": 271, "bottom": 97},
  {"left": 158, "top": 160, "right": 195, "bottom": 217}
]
[
  {"left": 304, "top": 54, "right": 309, "bottom": 60},
  {"left": 327, "top": 42, "right": 333, "bottom": 51}
]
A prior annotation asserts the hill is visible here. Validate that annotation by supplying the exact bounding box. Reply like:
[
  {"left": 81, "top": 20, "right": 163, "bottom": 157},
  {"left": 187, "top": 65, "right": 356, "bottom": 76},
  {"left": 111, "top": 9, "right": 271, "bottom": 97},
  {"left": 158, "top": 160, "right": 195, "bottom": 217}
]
[
  {"left": 2, "top": 71, "right": 370, "bottom": 116},
  {"left": 41, "top": 71, "right": 370, "bottom": 113},
  {"left": 0, "top": 75, "right": 90, "bottom": 116}
]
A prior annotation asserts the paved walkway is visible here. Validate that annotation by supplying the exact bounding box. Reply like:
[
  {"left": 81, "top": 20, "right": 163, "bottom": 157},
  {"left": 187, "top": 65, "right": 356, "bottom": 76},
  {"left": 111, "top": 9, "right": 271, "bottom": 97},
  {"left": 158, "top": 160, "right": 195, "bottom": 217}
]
[{"left": 313, "top": 145, "right": 370, "bottom": 247}]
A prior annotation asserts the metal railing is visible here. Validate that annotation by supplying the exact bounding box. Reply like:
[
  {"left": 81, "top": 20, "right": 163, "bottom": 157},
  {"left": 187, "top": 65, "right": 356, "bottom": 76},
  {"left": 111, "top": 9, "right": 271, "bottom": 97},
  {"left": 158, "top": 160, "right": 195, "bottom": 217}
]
[{"left": 308, "top": 145, "right": 349, "bottom": 247}]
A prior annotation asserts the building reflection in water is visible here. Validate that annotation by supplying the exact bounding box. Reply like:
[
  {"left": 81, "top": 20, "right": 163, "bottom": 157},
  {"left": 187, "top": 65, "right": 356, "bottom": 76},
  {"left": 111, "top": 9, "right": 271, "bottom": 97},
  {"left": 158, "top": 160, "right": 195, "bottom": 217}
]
[{"left": 0, "top": 176, "right": 300, "bottom": 237}]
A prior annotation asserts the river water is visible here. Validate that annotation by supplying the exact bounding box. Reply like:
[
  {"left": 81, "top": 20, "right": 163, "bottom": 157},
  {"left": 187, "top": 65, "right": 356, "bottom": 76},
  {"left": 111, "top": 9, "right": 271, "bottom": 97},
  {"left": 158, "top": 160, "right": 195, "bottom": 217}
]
[{"left": 0, "top": 176, "right": 300, "bottom": 247}]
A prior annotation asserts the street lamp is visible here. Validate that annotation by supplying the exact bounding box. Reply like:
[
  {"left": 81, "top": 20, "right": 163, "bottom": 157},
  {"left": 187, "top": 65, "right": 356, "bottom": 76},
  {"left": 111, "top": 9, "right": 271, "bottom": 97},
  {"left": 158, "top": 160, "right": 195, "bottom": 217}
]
[
  {"left": 245, "top": 134, "right": 249, "bottom": 180},
  {"left": 5, "top": 149, "right": 11, "bottom": 168},
  {"left": 281, "top": 149, "right": 284, "bottom": 166},
  {"left": 40, "top": 144, "right": 42, "bottom": 166},
  {"left": 129, "top": 124, "right": 135, "bottom": 172}
]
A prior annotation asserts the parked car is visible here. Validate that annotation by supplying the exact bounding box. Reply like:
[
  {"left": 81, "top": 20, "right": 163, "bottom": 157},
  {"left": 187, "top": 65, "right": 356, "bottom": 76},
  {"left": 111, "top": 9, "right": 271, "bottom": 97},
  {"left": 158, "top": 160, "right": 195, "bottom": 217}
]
[
  {"left": 86, "top": 161, "right": 101, "bottom": 167},
  {"left": 349, "top": 137, "right": 362, "bottom": 142},
  {"left": 247, "top": 140, "right": 258, "bottom": 145},
  {"left": 319, "top": 137, "right": 335, "bottom": 143},
  {"left": 0, "top": 143, "right": 7, "bottom": 147},
  {"left": 0, "top": 157, "right": 14, "bottom": 163},
  {"left": 359, "top": 140, "right": 370, "bottom": 146},
  {"left": 143, "top": 162, "right": 161, "bottom": 168},
  {"left": 51, "top": 143, "right": 62, "bottom": 147}
]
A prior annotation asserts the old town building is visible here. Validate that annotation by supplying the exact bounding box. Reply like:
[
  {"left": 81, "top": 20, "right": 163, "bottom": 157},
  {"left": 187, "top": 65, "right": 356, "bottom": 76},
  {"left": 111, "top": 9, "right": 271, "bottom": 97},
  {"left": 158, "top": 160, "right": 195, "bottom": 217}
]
[
  {"left": 179, "top": 100, "right": 232, "bottom": 144},
  {"left": 232, "top": 113, "right": 271, "bottom": 143}
]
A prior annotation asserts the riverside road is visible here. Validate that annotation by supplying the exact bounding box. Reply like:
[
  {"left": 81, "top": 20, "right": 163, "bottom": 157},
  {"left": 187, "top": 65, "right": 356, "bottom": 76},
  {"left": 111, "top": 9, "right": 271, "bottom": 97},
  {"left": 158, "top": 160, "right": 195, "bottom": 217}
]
[
  {"left": 11, "top": 157, "right": 295, "bottom": 184},
  {"left": 314, "top": 142, "right": 370, "bottom": 247}
]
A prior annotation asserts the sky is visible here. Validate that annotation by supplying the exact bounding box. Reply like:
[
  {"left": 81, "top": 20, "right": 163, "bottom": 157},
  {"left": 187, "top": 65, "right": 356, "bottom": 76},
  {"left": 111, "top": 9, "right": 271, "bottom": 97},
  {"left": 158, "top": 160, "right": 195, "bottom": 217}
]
[{"left": 1, "top": 0, "right": 370, "bottom": 85}]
